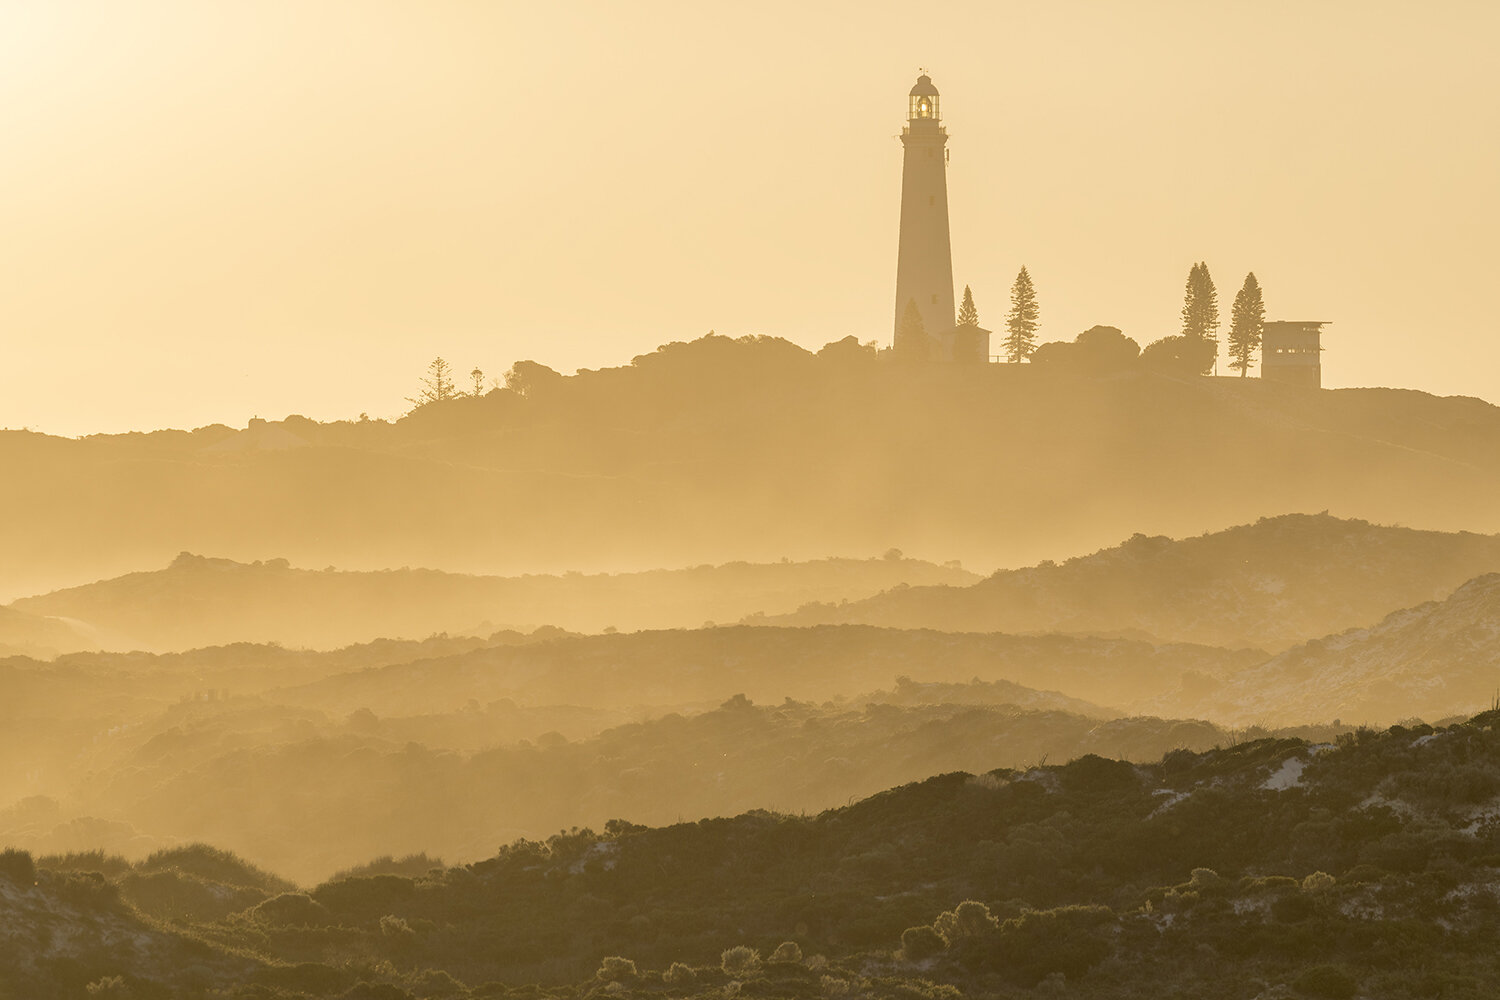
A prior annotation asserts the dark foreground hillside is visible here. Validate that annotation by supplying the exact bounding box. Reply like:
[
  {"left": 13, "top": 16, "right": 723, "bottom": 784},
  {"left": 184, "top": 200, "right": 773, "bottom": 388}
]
[
  {"left": 4, "top": 334, "right": 1499, "bottom": 598},
  {"left": 8, "top": 712, "right": 1500, "bottom": 998}
]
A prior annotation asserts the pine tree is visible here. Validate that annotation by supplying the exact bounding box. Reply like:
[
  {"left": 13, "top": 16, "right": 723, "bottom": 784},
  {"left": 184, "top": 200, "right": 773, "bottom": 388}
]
[
  {"left": 896, "top": 299, "right": 929, "bottom": 360},
  {"left": 1004, "top": 267, "right": 1039, "bottom": 362},
  {"left": 407, "top": 357, "right": 459, "bottom": 409},
  {"left": 1179, "top": 261, "right": 1220, "bottom": 374},
  {"left": 470, "top": 367, "right": 486, "bottom": 395},
  {"left": 957, "top": 285, "right": 979, "bottom": 327},
  {"left": 1180, "top": 263, "right": 1197, "bottom": 338},
  {"left": 1180, "top": 262, "right": 1221, "bottom": 343},
  {"left": 1227, "top": 272, "right": 1265, "bottom": 377}
]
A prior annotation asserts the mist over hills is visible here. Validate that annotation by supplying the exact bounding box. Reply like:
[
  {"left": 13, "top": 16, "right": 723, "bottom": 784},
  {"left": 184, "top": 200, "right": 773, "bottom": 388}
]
[
  {"left": 5, "top": 696, "right": 1263, "bottom": 885},
  {"left": 0, "top": 605, "right": 94, "bottom": 658},
  {"left": 11, "top": 572, "right": 1500, "bottom": 884},
  {"left": 0, "top": 616, "right": 1273, "bottom": 883},
  {"left": 3, "top": 334, "right": 1499, "bottom": 598},
  {"left": 7, "top": 557, "right": 1498, "bottom": 887},
  {"left": 1179, "top": 573, "right": 1500, "bottom": 727},
  {"left": 770, "top": 513, "right": 1500, "bottom": 651},
  {"left": 7, "top": 551, "right": 975, "bottom": 653},
  {"left": 265, "top": 626, "right": 1255, "bottom": 720}
]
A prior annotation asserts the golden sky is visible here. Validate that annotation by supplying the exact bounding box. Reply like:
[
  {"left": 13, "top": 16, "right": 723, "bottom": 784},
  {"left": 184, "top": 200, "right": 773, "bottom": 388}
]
[{"left": 2, "top": 0, "right": 1497, "bottom": 436}]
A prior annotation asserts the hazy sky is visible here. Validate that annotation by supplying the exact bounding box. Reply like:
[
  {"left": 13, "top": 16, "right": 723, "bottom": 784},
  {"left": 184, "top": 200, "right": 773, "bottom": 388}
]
[{"left": 3, "top": 1, "right": 1497, "bottom": 436}]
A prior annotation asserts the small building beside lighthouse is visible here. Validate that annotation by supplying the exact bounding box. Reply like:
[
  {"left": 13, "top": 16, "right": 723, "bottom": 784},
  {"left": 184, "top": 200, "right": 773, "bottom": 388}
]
[
  {"left": 894, "top": 74, "right": 960, "bottom": 359},
  {"left": 1261, "top": 321, "right": 1329, "bottom": 388}
]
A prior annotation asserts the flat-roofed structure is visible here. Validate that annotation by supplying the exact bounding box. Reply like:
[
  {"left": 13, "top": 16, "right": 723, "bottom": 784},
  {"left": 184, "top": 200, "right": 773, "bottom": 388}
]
[{"left": 1261, "top": 321, "right": 1329, "bottom": 389}]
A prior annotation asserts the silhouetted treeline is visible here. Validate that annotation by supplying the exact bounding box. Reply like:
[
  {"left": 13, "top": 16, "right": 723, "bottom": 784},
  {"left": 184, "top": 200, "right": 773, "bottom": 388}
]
[{"left": 3, "top": 333, "right": 1498, "bottom": 597}]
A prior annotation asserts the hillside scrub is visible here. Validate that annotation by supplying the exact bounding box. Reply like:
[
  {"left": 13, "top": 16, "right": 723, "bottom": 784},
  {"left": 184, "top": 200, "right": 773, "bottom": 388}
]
[
  {"left": 0, "top": 678, "right": 1337, "bottom": 883},
  {"left": 13, "top": 711, "right": 1500, "bottom": 997}
]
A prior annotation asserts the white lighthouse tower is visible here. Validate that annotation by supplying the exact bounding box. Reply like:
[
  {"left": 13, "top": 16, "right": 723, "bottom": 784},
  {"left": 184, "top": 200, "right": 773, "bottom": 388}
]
[{"left": 893, "top": 73, "right": 956, "bottom": 357}]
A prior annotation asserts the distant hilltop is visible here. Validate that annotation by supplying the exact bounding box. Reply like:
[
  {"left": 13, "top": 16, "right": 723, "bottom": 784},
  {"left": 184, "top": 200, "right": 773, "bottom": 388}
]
[
  {"left": 0, "top": 333, "right": 1496, "bottom": 599},
  {"left": 8, "top": 551, "right": 976, "bottom": 653},
  {"left": 766, "top": 512, "right": 1500, "bottom": 652}
]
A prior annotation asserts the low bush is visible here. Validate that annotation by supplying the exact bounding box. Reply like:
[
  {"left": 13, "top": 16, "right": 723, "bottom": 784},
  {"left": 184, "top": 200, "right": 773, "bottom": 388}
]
[
  {"left": 1293, "top": 965, "right": 1357, "bottom": 999},
  {"left": 900, "top": 926, "right": 945, "bottom": 962},
  {"left": 0, "top": 848, "right": 36, "bottom": 885},
  {"left": 596, "top": 957, "right": 637, "bottom": 982}
]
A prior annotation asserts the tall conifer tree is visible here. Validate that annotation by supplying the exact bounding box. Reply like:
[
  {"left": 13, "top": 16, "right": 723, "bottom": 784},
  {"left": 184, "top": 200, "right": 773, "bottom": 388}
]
[
  {"left": 1180, "top": 262, "right": 1220, "bottom": 374},
  {"left": 1004, "top": 267, "right": 1039, "bottom": 362},
  {"left": 896, "top": 299, "right": 929, "bottom": 361},
  {"left": 1228, "top": 272, "right": 1266, "bottom": 377},
  {"left": 957, "top": 285, "right": 979, "bottom": 327},
  {"left": 407, "top": 357, "right": 458, "bottom": 409}
]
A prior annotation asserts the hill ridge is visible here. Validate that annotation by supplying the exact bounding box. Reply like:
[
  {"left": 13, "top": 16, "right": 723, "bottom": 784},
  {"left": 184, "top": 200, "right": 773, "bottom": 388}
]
[
  {"left": 767, "top": 512, "right": 1500, "bottom": 651},
  {"left": 10, "top": 552, "right": 977, "bottom": 652},
  {"left": 3, "top": 336, "right": 1499, "bottom": 597}
]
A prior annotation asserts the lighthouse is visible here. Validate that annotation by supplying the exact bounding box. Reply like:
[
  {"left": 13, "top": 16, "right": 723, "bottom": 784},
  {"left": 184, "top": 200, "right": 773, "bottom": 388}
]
[{"left": 893, "top": 73, "right": 956, "bottom": 356}]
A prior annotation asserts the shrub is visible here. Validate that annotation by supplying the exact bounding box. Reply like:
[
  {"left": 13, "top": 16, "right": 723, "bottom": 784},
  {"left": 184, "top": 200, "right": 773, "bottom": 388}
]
[
  {"left": 342, "top": 984, "right": 413, "bottom": 1000},
  {"left": 663, "top": 962, "right": 696, "bottom": 985},
  {"left": 406, "top": 969, "right": 465, "bottom": 997},
  {"left": 721, "top": 946, "right": 761, "bottom": 976},
  {"left": 37, "top": 850, "right": 131, "bottom": 879},
  {"left": 54, "top": 870, "right": 121, "bottom": 908},
  {"left": 1301, "top": 872, "right": 1336, "bottom": 894},
  {"left": 1272, "top": 894, "right": 1315, "bottom": 923},
  {"left": 332, "top": 853, "right": 443, "bottom": 881},
  {"left": 1189, "top": 868, "right": 1226, "bottom": 891},
  {"left": 0, "top": 848, "right": 36, "bottom": 885},
  {"left": 313, "top": 875, "right": 417, "bottom": 923},
  {"left": 1142, "top": 334, "right": 1217, "bottom": 377},
  {"left": 379, "top": 914, "right": 415, "bottom": 938},
  {"left": 933, "top": 901, "right": 999, "bottom": 944},
  {"left": 137, "top": 843, "right": 290, "bottom": 893},
  {"left": 596, "top": 957, "right": 638, "bottom": 982},
  {"left": 250, "top": 892, "right": 332, "bottom": 927},
  {"left": 769, "top": 941, "right": 802, "bottom": 964},
  {"left": 821, "top": 976, "right": 853, "bottom": 997},
  {"left": 984, "top": 905, "right": 1115, "bottom": 987},
  {"left": 253, "top": 962, "right": 352, "bottom": 994},
  {"left": 121, "top": 869, "right": 265, "bottom": 924},
  {"left": 1030, "top": 326, "right": 1141, "bottom": 375},
  {"left": 1293, "top": 965, "right": 1357, "bottom": 999},
  {"left": 1059, "top": 754, "right": 1139, "bottom": 794},
  {"left": 901, "top": 926, "right": 946, "bottom": 962}
]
